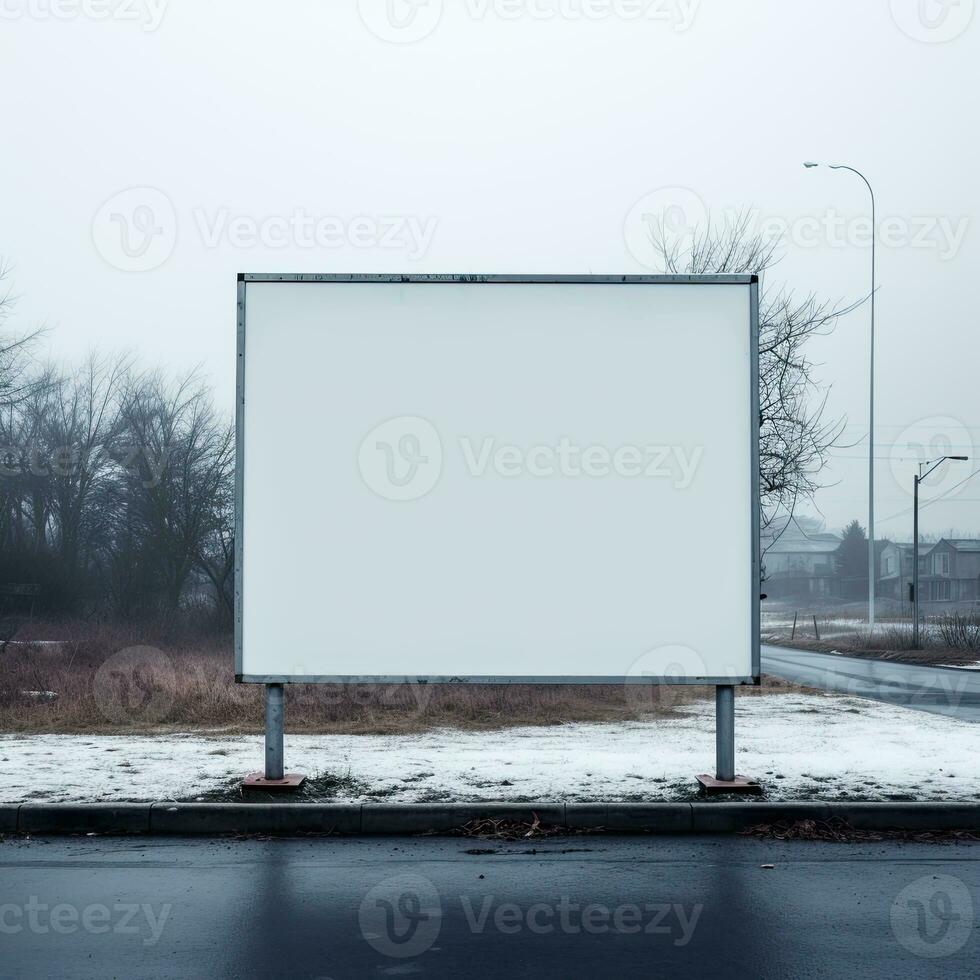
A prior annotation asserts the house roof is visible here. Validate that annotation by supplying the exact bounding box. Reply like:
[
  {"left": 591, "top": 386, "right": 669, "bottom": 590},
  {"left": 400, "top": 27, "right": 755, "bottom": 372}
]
[
  {"left": 761, "top": 514, "right": 841, "bottom": 554},
  {"left": 939, "top": 539, "right": 980, "bottom": 552},
  {"left": 766, "top": 533, "right": 841, "bottom": 555}
]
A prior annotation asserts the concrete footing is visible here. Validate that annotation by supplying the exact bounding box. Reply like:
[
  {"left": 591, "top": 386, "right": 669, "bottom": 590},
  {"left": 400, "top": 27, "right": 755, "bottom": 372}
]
[
  {"left": 696, "top": 774, "right": 763, "bottom": 796},
  {"left": 241, "top": 772, "right": 307, "bottom": 792}
]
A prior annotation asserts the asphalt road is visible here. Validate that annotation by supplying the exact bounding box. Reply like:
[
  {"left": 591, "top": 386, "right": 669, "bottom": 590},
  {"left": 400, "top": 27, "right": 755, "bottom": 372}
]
[
  {"left": 0, "top": 835, "right": 977, "bottom": 978},
  {"left": 762, "top": 645, "right": 980, "bottom": 721}
]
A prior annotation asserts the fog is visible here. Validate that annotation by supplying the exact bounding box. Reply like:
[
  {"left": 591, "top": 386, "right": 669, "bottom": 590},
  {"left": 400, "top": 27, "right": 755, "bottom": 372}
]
[{"left": 2, "top": 0, "right": 978, "bottom": 539}]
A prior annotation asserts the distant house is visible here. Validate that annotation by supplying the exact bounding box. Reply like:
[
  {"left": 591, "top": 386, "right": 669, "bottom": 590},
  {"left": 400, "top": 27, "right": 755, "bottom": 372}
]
[
  {"left": 762, "top": 516, "right": 841, "bottom": 598},
  {"left": 878, "top": 541, "right": 916, "bottom": 602},
  {"left": 916, "top": 539, "right": 980, "bottom": 605}
]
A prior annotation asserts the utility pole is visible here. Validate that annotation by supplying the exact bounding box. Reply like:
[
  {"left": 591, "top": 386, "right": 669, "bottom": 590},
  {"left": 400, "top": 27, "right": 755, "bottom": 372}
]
[
  {"left": 804, "top": 161, "right": 876, "bottom": 629},
  {"left": 913, "top": 455, "right": 968, "bottom": 647}
]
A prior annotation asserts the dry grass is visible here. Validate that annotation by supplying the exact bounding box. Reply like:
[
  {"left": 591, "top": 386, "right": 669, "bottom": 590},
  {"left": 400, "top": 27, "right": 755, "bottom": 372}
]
[
  {"left": 740, "top": 818, "right": 980, "bottom": 844},
  {"left": 0, "top": 619, "right": 813, "bottom": 735}
]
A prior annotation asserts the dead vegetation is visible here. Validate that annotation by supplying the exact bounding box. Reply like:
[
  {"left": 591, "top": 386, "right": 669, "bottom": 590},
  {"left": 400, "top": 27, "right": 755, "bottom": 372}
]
[
  {"left": 740, "top": 818, "right": 980, "bottom": 844},
  {"left": 0, "top": 619, "right": 815, "bottom": 735},
  {"left": 450, "top": 815, "right": 570, "bottom": 841}
]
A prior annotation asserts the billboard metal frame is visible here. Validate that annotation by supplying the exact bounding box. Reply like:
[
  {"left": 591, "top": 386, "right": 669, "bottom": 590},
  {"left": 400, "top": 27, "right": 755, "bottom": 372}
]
[{"left": 235, "top": 273, "right": 761, "bottom": 688}]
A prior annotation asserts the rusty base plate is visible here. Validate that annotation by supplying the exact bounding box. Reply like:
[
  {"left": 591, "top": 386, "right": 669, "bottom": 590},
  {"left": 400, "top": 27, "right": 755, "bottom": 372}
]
[
  {"left": 696, "top": 774, "right": 763, "bottom": 796},
  {"left": 242, "top": 772, "right": 307, "bottom": 792}
]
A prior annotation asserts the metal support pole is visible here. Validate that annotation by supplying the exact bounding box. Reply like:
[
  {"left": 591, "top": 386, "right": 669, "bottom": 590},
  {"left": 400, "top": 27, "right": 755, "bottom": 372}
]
[
  {"left": 265, "top": 683, "right": 284, "bottom": 781},
  {"left": 807, "top": 162, "right": 876, "bottom": 630},
  {"left": 913, "top": 475, "right": 920, "bottom": 648},
  {"left": 715, "top": 685, "right": 735, "bottom": 782},
  {"left": 868, "top": 193, "right": 876, "bottom": 633}
]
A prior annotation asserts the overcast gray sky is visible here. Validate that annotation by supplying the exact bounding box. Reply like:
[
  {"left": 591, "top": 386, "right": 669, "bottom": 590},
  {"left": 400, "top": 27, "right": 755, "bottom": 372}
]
[{"left": 1, "top": 0, "right": 977, "bottom": 540}]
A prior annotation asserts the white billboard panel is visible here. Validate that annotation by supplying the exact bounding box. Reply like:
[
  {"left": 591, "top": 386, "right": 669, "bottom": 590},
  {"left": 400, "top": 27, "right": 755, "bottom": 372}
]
[{"left": 236, "top": 275, "right": 759, "bottom": 684}]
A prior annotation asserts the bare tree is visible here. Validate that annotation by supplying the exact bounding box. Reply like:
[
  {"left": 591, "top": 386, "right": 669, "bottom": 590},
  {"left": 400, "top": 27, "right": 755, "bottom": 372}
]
[
  {"left": 41, "top": 353, "right": 131, "bottom": 588},
  {"left": 0, "top": 265, "right": 49, "bottom": 583},
  {"left": 650, "top": 213, "right": 862, "bottom": 548},
  {"left": 0, "top": 264, "right": 44, "bottom": 409},
  {"left": 111, "top": 370, "right": 233, "bottom": 616}
]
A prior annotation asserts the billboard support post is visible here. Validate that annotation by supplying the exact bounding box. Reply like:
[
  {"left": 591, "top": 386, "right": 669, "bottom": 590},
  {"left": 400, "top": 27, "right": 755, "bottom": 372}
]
[
  {"left": 265, "top": 684, "right": 284, "bottom": 781},
  {"left": 696, "top": 684, "right": 761, "bottom": 795},
  {"left": 715, "top": 685, "right": 735, "bottom": 782},
  {"left": 241, "top": 683, "right": 306, "bottom": 791}
]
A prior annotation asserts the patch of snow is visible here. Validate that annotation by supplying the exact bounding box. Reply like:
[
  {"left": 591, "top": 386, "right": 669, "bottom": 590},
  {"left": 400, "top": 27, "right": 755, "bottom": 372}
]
[
  {"left": 1, "top": 694, "right": 977, "bottom": 804},
  {"left": 3, "top": 640, "right": 67, "bottom": 648}
]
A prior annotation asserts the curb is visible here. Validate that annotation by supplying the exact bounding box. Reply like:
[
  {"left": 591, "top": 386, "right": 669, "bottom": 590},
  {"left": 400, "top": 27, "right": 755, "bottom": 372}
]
[{"left": 2, "top": 801, "right": 979, "bottom": 836}]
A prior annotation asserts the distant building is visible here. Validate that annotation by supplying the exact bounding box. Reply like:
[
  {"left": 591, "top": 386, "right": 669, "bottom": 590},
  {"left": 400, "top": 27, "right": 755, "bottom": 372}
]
[
  {"left": 762, "top": 519, "right": 980, "bottom": 606},
  {"left": 762, "top": 516, "right": 841, "bottom": 598},
  {"left": 916, "top": 539, "right": 980, "bottom": 605},
  {"left": 878, "top": 541, "right": 916, "bottom": 602}
]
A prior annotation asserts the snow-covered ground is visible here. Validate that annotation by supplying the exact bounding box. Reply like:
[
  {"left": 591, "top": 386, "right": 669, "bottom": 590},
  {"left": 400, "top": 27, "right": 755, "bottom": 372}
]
[{"left": 2, "top": 692, "right": 977, "bottom": 804}]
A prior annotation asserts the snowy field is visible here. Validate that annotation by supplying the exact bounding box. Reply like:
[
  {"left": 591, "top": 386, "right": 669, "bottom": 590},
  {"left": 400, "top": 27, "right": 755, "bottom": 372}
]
[{"left": 2, "top": 692, "right": 977, "bottom": 804}]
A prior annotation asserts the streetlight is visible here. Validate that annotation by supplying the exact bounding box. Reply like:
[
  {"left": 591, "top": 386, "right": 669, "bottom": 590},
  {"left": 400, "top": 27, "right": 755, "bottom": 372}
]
[
  {"left": 913, "top": 456, "right": 968, "bottom": 647},
  {"left": 804, "top": 161, "right": 877, "bottom": 629}
]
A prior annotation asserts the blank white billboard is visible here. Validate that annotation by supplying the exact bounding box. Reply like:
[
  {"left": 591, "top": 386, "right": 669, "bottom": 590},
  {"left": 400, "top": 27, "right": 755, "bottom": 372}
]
[{"left": 236, "top": 275, "right": 759, "bottom": 684}]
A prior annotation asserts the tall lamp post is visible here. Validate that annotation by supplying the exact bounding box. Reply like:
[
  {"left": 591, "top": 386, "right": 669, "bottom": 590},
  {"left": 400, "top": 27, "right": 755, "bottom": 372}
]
[
  {"left": 913, "top": 455, "right": 968, "bottom": 647},
  {"left": 804, "top": 161, "right": 877, "bottom": 629}
]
